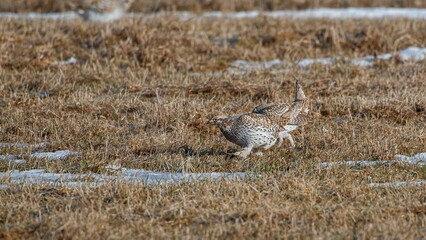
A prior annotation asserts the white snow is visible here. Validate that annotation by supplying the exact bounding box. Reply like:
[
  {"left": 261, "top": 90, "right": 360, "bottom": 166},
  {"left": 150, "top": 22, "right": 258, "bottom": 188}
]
[
  {"left": 0, "top": 143, "right": 76, "bottom": 163},
  {"left": 28, "top": 150, "right": 78, "bottom": 160},
  {"left": 231, "top": 59, "right": 283, "bottom": 70},
  {"left": 368, "top": 181, "right": 426, "bottom": 187},
  {"left": 116, "top": 167, "right": 253, "bottom": 185},
  {"left": 0, "top": 142, "right": 49, "bottom": 149},
  {"left": 299, "top": 46, "right": 426, "bottom": 68},
  {"left": 2, "top": 8, "right": 426, "bottom": 22},
  {"left": 0, "top": 150, "right": 78, "bottom": 163},
  {"left": 321, "top": 152, "right": 426, "bottom": 188},
  {"left": 218, "top": 59, "right": 285, "bottom": 76},
  {"left": 0, "top": 9, "right": 124, "bottom": 22},
  {"left": 191, "top": 46, "right": 426, "bottom": 77},
  {"left": 0, "top": 154, "right": 17, "bottom": 161},
  {"left": 78, "top": 8, "right": 127, "bottom": 22},
  {"left": 297, "top": 57, "right": 334, "bottom": 68},
  {"left": 9, "top": 160, "right": 26, "bottom": 165},
  {"left": 350, "top": 57, "right": 377, "bottom": 67},
  {"left": 197, "top": 8, "right": 426, "bottom": 20},
  {"left": 105, "top": 164, "right": 123, "bottom": 170},
  {"left": 0, "top": 168, "right": 255, "bottom": 188},
  {"left": 0, "top": 154, "right": 26, "bottom": 165},
  {"left": 321, "top": 152, "right": 426, "bottom": 168},
  {"left": 320, "top": 160, "right": 394, "bottom": 167},
  {"left": 394, "top": 152, "right": 426, "bottom": 165},
  {"left": 184, "top": 8, "right": 426, "bottom": 20},
  {"left": 0, "top": 12, "right": 77, "bottom": 20},
  {"left": 350, "top": 47, "right": 426, "bottom": 67},
  {"left": 54, "top": 57, "right": 78, "bottom": 65},
  {"left": 394, "top": 46, "right": 426, "bottom": 61}
]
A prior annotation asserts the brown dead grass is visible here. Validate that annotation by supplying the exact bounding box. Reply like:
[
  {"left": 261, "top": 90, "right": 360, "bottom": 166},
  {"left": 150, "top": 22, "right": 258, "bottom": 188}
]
[{"left": 0, "top": 15, "right": 425, "bottom": 239}]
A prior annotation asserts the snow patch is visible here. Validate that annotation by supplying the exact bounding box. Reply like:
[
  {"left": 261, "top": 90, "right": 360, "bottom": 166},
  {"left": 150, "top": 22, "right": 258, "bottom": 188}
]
[
  {"left": 216, "top": 59, "right": 286, "bottom": 76},
  {"left": 321, "top": 152, "right": 426, "bottom": 168},
  {"left": 0, "top": 150, "right": 78, "bottom": 163},
  {"left": 368, "top": 181, "right": 426, "bottom": 187},
  {"left": 9, "top": 160, "right": 26, "bottom": 165},
  {"left": 297, "top": 57, "right": 333, "bottom": 68},
  {"left": 394, "top": 152, "right": 426, "bottom": 165},
  {"left": 299, "top": 46, "right": 426, "bottom": 68},
  {"left": 395, "top": 46, "right": 426, "bottom": 61},
  {"left": 77, "top": 8, "right": 127, "bottom": 22},
  {"left": 230, "top": 59, "right": 283, "bottom": 70},
  {"left": 0, "top": 154, "right": 26, "bottom": 165},
  {"left": 114, "top": 167, "right": 253, "bottom": 185},
  {"left": 0, "top": 12, "right": 77, "bottom": 20},
  {"left": 320, "top": 160, "right": 394, "bottom": 167},
  {"left": 2, "top": 8, "right": 426, "bottom": 22},
  {"left": 29, "top": 150, "right": 78, "bottom": 160},
  {"left": 200, "top": 8, "right": 426, "bottom": 20},
  {"left": 0, "top": 155, "right": 17, "bottom": 161},
  {"left": 0, "top": 168, "right": 256, "bottom": 188},
  {"left": 55, "top": 57, "right": 78, "bottom": 65},
  {"left": 191, "top": 46, "right": 426, "bottom": 77},
  {"left": 0, "top": 142, "right": 49, "bottom": 149}
]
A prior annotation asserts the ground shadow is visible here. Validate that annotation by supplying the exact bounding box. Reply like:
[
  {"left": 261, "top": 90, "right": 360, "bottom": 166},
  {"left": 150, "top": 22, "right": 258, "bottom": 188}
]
[
  {"left": 134, "top": 145, "right": 237, "bottom": 158},
  {"left": 171, "top": 145, "right": 236, "bottom": 157}
]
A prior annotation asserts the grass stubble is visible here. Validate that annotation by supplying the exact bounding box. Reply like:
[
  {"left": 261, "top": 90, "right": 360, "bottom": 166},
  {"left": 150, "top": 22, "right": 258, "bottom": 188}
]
[{"left": 0, "top": 13, "right": 425, "bottom": 239}]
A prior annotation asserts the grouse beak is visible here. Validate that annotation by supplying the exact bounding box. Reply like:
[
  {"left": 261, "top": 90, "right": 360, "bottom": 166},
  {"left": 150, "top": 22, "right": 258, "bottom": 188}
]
[
  {"left": 207, "top": 118, "right": 216, "bottom": 125},
  {"left": 208, "top": 116, "right": 225, "bottom": 126}
]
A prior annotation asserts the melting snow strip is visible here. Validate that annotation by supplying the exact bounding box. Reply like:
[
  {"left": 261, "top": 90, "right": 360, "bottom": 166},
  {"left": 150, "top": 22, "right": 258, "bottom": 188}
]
[
  {"left": 0, "top": 169, "right": 256, "bottom": 188},
  {"left": 298, "top": 46, "right": 426, "bottom": 68},
  {"left": 196, "top": 8, "right": 426, "bottom": 20},
  {"left": 321, "top": 152, "right": 426, "bottom": 168},
  {"left": 0, "top": 12, "right": 78, "bottom": 20},
  {"left": 0, "top": 142, "right": 50, "bottom": 149},
  {"left": 320, "top": 160, "right": 396, "bottom": 167},
  {"left": 230, "top": 59, "right": 283, "bottom": 70},
  {"left": 2, "top": 8, "right": 426, "bottom": 22},
  {"left": 191, "top": 46, "right": 426, "bottom": 77},
  {"left": 112, "top": 168, "right": 254, "bottom": 185},
  {"left": 28, "top": 150, "right": 78, "bottom": 160},
  {"left": 368, "top": 181, "right": 426, "bottom": 187},
  {"left": 8, "top": 160, "right": 27, "bottom": 165},
  {"left": 54, "top": 57, "right": 78, "bottom": 65},
  {"left": 0, "top": 150, "right": 78, "bottom": 163},
  {"left": 0, "top": 154, "right": 26, "bottom": 165}
]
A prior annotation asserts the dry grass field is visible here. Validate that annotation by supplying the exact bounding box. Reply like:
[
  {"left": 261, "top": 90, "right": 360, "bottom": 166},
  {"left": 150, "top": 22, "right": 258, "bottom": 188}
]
[{"left": 0, "top": 7, "right": 426, "bottom": 239}]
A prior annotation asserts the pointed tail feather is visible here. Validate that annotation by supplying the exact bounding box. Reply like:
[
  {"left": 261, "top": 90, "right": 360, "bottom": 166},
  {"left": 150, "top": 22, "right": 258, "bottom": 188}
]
[
  {"left": 288, "top": 78, "right": 309, "bottom": 126},
  {"left": 294, "top": 78, "right": 306, "bottom": 102}
]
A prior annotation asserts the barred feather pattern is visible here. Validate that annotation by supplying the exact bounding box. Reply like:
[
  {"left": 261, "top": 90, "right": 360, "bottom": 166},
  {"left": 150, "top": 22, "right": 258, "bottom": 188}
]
[
  {"left": 253, "top": 82, "right": 309, "bottom": 129},
  {"left": 209, "top": 80, "right": 309, "bottom": 157},
  {"left": 209, "top": 113, "right": 279, "bottom": 150}
]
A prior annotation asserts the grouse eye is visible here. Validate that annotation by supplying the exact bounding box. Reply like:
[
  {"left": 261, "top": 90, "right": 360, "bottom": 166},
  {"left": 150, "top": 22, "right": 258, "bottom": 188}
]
[{"left": 222, "top": 120, "right": 230, "bottom": 127}]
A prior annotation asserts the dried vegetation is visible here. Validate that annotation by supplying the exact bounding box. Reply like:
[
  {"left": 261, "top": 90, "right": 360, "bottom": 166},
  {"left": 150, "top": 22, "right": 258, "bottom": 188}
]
[{"left": 0, "top": 6, "right": 425, "bottom": 239}]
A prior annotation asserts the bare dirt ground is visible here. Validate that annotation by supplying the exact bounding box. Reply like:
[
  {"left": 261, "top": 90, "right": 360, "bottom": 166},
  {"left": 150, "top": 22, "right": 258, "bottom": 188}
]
[{"left": 0, "top": 8, "right": 425, "bottom": 239}]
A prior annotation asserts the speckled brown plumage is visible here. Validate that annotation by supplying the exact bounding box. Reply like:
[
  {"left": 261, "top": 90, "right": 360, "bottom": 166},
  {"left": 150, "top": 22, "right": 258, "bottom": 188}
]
[
  {"left": 253, "top": 80, "right": 309, "bottom": 147},
  {"left": 209, "top": 80, "right": 309, "bottom": 158},
  {"left": 208, "top": 113, "right": 280, "bottom": 158}
]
